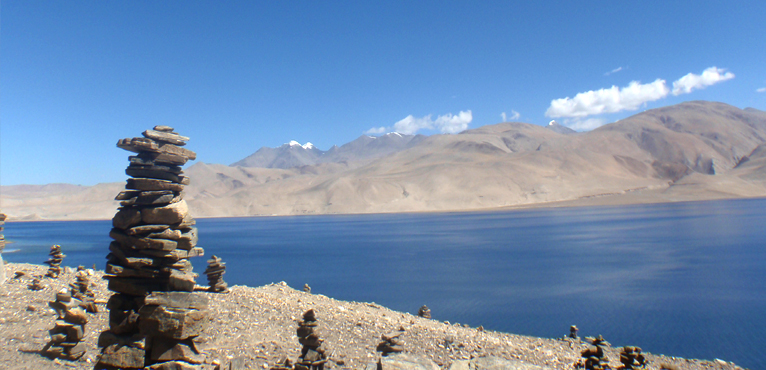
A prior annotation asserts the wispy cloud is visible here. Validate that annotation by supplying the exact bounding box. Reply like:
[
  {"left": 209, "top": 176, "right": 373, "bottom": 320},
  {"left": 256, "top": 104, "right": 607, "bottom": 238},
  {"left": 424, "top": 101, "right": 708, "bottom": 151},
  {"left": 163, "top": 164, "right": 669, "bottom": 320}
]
[
  {"left": 546, "top": 79, "right": 669, "bottom": 118},
  {"left": 501, "top": 110, "right": 520, "bottom": 122},
  {"left": 367, "top": 110, "right": 473, "bottom": 135},
  {"left": 671, "top": 67, "right": 735, "bottom": 96},
  {"left": 546, "top": 66, "right": 736, "bottom": 130},
  {"left": 604, "top": 66, "right": 624, "bottom": 76},
  {"left": 563, "top": 118, "right": 607, "bottom": 131},
  {"left": 757, "top": 87, "right": 766, "bottom": 93}
]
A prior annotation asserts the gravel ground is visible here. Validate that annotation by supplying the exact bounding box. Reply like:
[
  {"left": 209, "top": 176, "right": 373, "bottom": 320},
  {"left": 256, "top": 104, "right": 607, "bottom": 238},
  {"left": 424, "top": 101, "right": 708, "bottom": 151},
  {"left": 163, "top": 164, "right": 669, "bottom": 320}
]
[{"left": 0, "top": 263, "right": 747, "bottom": 370}]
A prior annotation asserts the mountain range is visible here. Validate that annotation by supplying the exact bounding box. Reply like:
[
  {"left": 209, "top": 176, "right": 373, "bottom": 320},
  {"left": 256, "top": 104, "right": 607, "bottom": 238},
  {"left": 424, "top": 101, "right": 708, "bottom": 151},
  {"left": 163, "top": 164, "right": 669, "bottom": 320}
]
[{"left": 3, "top": 101, "right": 766, "bottom": 220}]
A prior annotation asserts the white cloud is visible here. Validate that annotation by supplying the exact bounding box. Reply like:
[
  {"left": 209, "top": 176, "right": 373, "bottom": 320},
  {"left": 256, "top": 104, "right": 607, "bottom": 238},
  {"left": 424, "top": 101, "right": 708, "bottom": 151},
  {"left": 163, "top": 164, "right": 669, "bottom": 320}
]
[
  {"left": 546, "top": 79, "right": 669, "bottom": 118},
  {"left": 757, "top": 87, "right": 766, "bottom": 93},
  {"left": 671, "top": 67, "right": 735, "bottom": 96},
  {"left": 604, "top": 66, "right": 623, "bottom": 76},
  {"left": 562, "top": 118, "right": 607, "bottom": 131},
  {"left": 364, "top": 126, "right": 387, "bottom": 135},
  {"left": 501, "top": 110, "right": 520, "bottom": 122},
  {"left": 367, "top": 110, "right": 473, "bottom": 136}
]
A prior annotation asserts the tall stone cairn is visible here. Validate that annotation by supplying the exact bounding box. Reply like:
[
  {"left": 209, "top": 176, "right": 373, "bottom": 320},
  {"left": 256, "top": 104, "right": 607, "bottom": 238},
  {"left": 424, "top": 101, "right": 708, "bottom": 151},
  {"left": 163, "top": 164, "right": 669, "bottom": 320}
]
[
  {"left": 43, "top": 289, "right": 88, "bottom": 360},
  {"left": 204, "top": 255, "right": 228, "bottom": 293},
  {"left": 295, "top": 309, "right": 328, "bottom": 370},
  {"left": 0, "top": 213, "right": 6, "bottom": 283},
  {"left": 44, "top": 245, "right": 66, "bottom": 278},
  {"left": 96, "top": 126, "right": 211, "bottom": 370}
]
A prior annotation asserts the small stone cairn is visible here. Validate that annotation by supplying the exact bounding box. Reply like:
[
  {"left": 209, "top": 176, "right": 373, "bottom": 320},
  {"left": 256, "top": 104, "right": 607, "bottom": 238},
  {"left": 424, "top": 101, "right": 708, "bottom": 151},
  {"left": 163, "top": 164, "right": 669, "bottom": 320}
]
[
  {"left": 270, "top": 358, "right": 294, "bottom": 370},
  {"left": 96, "top": 126, "right": 210, "bottom": 369},
  {"left": 569, "top": 325, "right": 579, "bottom": 339},
  {"left": 204, "top": 255, "right": 228, "bottom": 293},
  {"left": 377, "top": 327, "right": 406, "bottom": 357},
  {"left": 0, "top": 213, "right": 6, "bottom": 283},
  {"left": 303, "top": 283, "right": 311, "bottom": 293},
  {"left": 619, "top": 346, "right": 646, "bottom": 369},
  {"left": 44, "top": 245, "right": 66, "bottom": 278},
  {"left": 417, "top": 305, "right": 431, "bottom": 319},
  {"left": 70, "top": 266, "right": 98, "bottom": 313},
  {"left": 43, "top": 289, "right": 88, "bottom": 360},
  {"left": 577, "top": 335, "right": 611, "bottom": 370},
  {"left": 295, "top": 309, "right": 328, "bottom": 370},
  {"left": 28, "top": 276, "right": 46, "bottom": 291}
]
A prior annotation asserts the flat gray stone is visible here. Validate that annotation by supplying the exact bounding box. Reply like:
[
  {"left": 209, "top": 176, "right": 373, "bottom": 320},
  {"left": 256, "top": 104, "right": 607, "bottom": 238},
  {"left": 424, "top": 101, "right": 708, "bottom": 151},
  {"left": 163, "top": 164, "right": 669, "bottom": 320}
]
[
  {"left": 143, "top": 129, "right": 190, "bottom": 146},
  {"left": 127, "top": 178, "right": 185, "bottom": 191},
  {"left": 144, "top": 291, "right": 209, "bottom": 310}
]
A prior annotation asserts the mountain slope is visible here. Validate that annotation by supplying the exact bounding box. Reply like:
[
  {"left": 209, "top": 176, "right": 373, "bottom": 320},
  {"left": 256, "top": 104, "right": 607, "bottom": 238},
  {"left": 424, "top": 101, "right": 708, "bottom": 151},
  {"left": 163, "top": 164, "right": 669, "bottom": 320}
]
[{"left": 3, "top": 101, "right": 766, "bottom": 220}]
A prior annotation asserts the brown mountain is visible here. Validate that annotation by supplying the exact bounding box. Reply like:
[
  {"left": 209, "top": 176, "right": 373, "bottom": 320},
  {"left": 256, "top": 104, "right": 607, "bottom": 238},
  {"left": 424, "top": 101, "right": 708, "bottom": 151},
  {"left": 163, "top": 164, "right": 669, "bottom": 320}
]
[{"left": 3, "top": 101, "right": 766, "bottom": 220}]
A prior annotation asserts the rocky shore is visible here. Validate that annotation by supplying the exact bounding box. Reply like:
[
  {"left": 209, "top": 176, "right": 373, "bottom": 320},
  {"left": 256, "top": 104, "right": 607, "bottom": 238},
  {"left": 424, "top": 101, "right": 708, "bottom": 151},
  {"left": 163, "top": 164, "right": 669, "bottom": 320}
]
[{"left": 0, "top": 263, "right": 747, "bottom": 370}]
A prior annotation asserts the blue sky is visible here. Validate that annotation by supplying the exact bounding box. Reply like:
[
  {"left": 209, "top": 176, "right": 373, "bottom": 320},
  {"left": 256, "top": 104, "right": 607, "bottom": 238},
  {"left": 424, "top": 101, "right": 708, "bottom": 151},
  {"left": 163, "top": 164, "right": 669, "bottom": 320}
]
[{"left": 2, "top": 1, "right": 765, "bottom": 186}]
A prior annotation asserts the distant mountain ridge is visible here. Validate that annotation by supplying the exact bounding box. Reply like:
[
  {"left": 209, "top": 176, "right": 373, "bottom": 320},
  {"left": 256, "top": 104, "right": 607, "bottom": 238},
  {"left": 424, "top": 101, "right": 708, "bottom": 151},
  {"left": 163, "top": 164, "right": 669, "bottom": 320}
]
[
  {"left": 3, "top": 101, "right": 766, "bottom": 220},
  {"left": 230, "top": 132, "right": 424, "bottom": 169}
]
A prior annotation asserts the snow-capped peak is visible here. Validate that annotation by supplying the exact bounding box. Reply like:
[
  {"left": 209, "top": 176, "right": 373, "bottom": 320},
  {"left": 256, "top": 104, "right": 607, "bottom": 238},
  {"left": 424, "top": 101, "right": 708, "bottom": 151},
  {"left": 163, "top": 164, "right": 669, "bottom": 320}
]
[
  {"left": 386, "top": 132, "right": 403, "bottom": 137},
  {"left": 286, "top": 140, "right": 315, "bottom": 149},
  {"left": 549, "top": 120, "right": 557, "bottom": 126}
]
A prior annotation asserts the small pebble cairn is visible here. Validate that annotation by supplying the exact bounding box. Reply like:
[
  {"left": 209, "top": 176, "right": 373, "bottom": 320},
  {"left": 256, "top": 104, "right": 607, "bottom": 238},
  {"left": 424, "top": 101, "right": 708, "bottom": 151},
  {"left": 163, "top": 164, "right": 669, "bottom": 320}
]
[
  {"left": 43, "top": 289, "right": 88, "bottom": 360},
  {"left": 303, "top": 283, "right": 311, "bottom": 293},
  {"left": 28, "top": 276, "right": 46, "bottom": 291},
  {"left": 417, "top": 305, "right": 431, "bottom": 319},
  {"left": 270, "top": 358, "right": 294, "bottom": 370},
  {"left": 295, "top": 309, "right": 328, "bottom": 370},
  {"left": 70, "top": 266, "right": 98, "bottom": 313},
  {"left": 0, "top": 213, "right": 6, "bottom": 283},
  {"left": 576, "top": 335, "right": 611, "bottom": 370},
  {"left": 619, "top": 346, "right": 646, "bottom": 369},
  {"left": 96, "top": 126, "right": 211, "bottom": 370},
  {"left": 204, "top": 255, "right": 228, "bottom": 293},
  {"left": 44, "top": 245, "right": 66, "bottom": 278},
  {"left": 376, "top": 329, "right": 405, "bottom": 356},
  {"left": 569, "top": 325, "right": 579, "bottom": 339}
]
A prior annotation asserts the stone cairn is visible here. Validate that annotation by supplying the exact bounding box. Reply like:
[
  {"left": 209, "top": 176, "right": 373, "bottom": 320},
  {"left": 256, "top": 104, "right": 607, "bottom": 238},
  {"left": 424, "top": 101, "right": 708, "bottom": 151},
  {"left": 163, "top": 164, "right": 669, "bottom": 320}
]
[
  {"left": 270, "top": 358, "right": 294, "bottom": 370},
  {"left": 0, "top": 213, "right": 6, "bottom": 283},
  {"left": 44, "top": 245, "right": 66, "bottom": 278},
  {"left": 303, "top": 283, "right": 311, "bottom": 293},
  {"left": 96, "top": 126, "right": 210, "bottom": 370},
  {"left": 569, "top": 325, "right": 579, "bottom": 339},
  {"left": 28, "top": 276, "right": 46, "bottom": 290},
  {"left": 43, "top": 289, "right": 88, "bottom": 360},
  {"left": 577, "top": 335, "right": 611, "bottom": 370},
  {"left": 417, "top": 305, "right": 431, "bottom": 319},
  {"left": 204, "top": 255, "right": 228, "bottom": 293},
  {"left": 619, "top": 346, "right": 646, "bottom": 369},
  {"left": 70, "top": 266, "right": 98, "bottom": 313},
  {"left": 295, "top": 309, "right": 328, "bottom": 370},
  {"left": 376, "top": 328, "right": 405, "bottom": 356}
]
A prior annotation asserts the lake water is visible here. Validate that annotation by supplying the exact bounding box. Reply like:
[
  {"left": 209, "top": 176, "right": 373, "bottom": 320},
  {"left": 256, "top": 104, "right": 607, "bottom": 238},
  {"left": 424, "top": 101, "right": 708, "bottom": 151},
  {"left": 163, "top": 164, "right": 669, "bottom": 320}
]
[{"left": 3, "top": 199, "right": 765, "bottom": 369}]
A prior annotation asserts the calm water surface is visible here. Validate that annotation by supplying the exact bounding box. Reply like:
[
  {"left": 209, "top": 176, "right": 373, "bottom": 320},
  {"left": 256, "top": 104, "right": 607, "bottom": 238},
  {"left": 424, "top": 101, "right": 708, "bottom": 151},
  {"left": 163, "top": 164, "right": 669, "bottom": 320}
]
[{"left": 4, "top": 199, "right": 765, "bottom": 369}]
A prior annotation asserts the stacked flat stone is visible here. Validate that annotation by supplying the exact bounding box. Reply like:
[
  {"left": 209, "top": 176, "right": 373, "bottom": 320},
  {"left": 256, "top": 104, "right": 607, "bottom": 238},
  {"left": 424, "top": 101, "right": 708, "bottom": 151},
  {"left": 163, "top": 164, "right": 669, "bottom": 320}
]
[
  {"left": 295, "top": 309, "right": 328, "bottom": 370},
  {"left": 204, "top": 255, "right": 228, "bottom": 293},
  {"left": 619, "top": 346, "right": 646, "bottom": 369},
  {"left": 578, "top": 335, "right": 611, "bottom": 370},
  {"left": 97, "top": 126, "right": 210, "bottom": 370},
  {"left": 0, "top": 213, "right": 6, "bottom": 283},
  {"left": 44, "top": 245, "right": 66, "bottom": 278},
  {"left": 418, "top": 305, "right": 431, "bottom": 319},
  {"left": 376, "top": 330, "right": 405, "bottom": 356},
  {"left": 70, "top": 266, "right": 98, "bottom": 313},
  {"left": 43, "top": 289, "right": 88, "bottom": 360},
  {"left": 569, "top": 325, "right": 579, "bottom": 339}
]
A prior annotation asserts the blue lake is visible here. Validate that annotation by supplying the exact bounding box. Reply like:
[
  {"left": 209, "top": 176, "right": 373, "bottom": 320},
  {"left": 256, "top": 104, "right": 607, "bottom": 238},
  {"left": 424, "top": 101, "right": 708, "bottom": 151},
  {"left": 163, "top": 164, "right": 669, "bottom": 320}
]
[{"left": 4, "top": 199, "right": 765, "bottom": 369}]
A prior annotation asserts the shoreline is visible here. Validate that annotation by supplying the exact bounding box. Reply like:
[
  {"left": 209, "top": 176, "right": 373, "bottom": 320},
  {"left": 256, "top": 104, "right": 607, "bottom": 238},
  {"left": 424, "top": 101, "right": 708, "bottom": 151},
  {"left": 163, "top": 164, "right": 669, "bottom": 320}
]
[
  {"left": 0, "top": 263, "right": 748, "bottom": 370},
  {"left": 4, "top": 193, "right": 765, "bottom": 223}
]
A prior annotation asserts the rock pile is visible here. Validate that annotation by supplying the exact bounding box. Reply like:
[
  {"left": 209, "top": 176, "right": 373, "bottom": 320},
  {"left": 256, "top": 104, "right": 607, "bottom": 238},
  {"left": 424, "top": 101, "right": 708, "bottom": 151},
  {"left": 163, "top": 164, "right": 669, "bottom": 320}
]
[
  {"left": 418, "top": 305, "right": 431, "bottom": 319},
  {"left": 204, "top": 255, "right": 228, "bottom": 293},
  {"left": 0, "top": 213, "right": 6, "bottom": 283},
  {"left": 70, "top": 266, "right": 98, "bottom": 313},
  {"left": 619, "top": 346, "right": 646, "bottom": 369},
  {"left": 43, "top": 289, "right": 88, "bottom": 360},
  {"left": 295, "top": 309, "right": 328, "bottom": 370},
  {"left": 303, "top": 283, "right": 311, "bottom": 293},
  {"left": 28, "top": 276, "right": 46, "bottom": 291},
  {"left": 44, "top": 245, "right": 65, "bottom": 278},
  {"left": 577, "top": 335, "right": 611, "bottom": 370},
  {"left": 377, "top": 329, "right": 405, "bottom": 356},
  {"left": 96, "top": 126, "right": 210, "bottom": 370},
  {"left": 270, "top": 358, "right": 294, "bottom": 370},
  {"left": 569, "top": 325, "right": 579, "bottom": 339}
]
